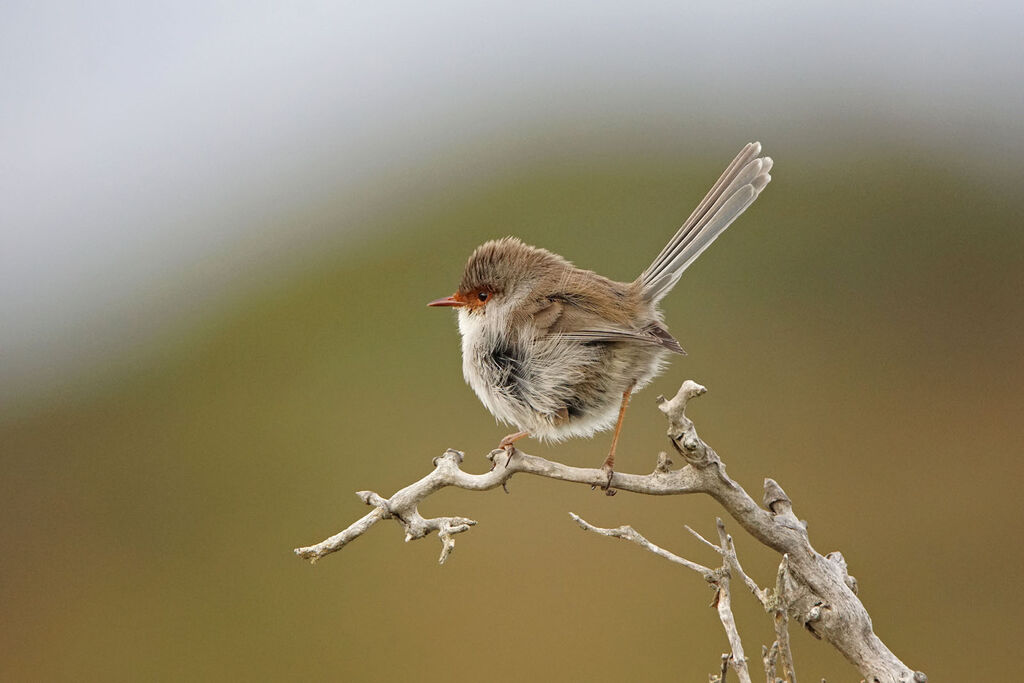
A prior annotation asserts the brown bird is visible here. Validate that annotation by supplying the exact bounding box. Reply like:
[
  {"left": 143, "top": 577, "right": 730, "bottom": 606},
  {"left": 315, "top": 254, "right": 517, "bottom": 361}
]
[{"left": 429, "top": 142, "right": 772, "bottom": 489}]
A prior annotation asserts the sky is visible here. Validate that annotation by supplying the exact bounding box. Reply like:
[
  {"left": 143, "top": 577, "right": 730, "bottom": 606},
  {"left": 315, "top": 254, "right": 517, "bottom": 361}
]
[{"left": 2, "top": 1, "right": 1022, "bottom": 403}]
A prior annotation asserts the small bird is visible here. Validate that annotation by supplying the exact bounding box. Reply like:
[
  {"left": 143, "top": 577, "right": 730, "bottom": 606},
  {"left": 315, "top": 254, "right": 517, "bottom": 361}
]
[{"left": 429, "top": 142, "right": 772, "bottom": 489}]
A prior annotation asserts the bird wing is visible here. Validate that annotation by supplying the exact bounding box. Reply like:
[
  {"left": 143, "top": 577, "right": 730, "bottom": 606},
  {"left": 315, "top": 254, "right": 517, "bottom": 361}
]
[
  {"left": 530, "top": 298, "right": 685, "bottom": 354},
  {"left": 557, "top": 328, "right": 685, "bottom": 355}
]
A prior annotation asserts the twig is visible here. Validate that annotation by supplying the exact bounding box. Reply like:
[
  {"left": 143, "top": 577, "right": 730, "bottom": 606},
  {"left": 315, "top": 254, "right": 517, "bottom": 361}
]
[
  {"left": 568, "top": 514, "right": 713, "bottom": 576},
  {"left": 294, "top": 380, "right": 926, "bottom": 683},
  {"left": 763, "top": 642, "right": 779, "bottom": 683},
  {"left": 775, "top": 556, "right": 798, "bottom": 682},
  {"left": 717, "top": 518, "right": 770, "bottom": 607},
  {"left": 571, "top": 515, "right": 751, "bottom": 683},
  {"left": 712, "top": 520, "right": 752, "bottom": 683}
]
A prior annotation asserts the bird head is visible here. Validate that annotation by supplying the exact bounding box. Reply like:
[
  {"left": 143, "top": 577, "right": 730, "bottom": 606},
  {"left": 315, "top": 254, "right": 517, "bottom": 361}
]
[{"left": 428, "top": 237, "right": 569, "bottom": 313}]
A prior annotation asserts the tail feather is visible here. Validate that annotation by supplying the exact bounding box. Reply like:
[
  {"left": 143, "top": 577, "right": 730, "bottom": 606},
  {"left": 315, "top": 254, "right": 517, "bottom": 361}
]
[{"left": 639, "top": 142, "right": 772, "bottom": 304}]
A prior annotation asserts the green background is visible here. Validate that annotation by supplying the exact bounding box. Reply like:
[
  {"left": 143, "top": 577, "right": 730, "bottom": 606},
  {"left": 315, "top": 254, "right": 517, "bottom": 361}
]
[{"left": 3, "top": 135, "right": 1021, "bottom": 680}]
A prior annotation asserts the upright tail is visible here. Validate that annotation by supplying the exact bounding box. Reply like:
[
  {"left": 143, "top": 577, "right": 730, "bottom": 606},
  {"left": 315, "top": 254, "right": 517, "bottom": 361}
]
[{"left": 638, "top": 142, "right": 772, "bottom": 304}]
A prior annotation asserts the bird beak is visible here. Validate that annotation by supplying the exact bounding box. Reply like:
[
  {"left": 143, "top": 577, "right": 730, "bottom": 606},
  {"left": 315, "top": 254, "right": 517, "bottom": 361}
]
[{"left": 427, "top": 294, "right": 465, "bottom": 307}]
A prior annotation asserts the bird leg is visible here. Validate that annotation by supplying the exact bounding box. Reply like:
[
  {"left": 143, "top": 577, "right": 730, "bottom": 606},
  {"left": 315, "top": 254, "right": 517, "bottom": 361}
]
[
  {"left": 500, "top": 430, "right": 530, "bottom": 449},
  {"left": 598, "top": 382, "right": 635, "bottom": 495},
  {"left": 499, "top": 430, "right": 530, "bottom": 468}
]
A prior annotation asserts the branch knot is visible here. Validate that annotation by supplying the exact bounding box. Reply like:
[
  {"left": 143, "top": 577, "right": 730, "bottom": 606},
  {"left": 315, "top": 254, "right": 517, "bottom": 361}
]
[{"left": 657, "top": 381, "right": 716, "bottom": 468}]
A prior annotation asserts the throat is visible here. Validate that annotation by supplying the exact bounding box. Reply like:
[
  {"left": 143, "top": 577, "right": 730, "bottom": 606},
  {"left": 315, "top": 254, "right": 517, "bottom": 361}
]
[{"left": 459, "top": 310, "right": 529, "bottom": 409}]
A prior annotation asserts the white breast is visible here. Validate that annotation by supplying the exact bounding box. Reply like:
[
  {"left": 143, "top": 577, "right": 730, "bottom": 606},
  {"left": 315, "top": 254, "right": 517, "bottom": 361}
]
[
  {"left": 455, "top": 307, "right": 626, "bottom": 441},
  {"left": 457, "top": 308, "right": 522, "bottom": 427}
]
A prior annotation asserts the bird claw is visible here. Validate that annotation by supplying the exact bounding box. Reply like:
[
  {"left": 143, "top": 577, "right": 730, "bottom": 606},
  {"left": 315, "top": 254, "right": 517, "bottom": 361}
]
[
  {"left": 498, "top": 430, "right": 530, "bottom": 450},
  {"left": 496, "top": 430, "right": 529, "bottom": 469},
  {"left": 592, "top": 464, "right": 617, "bottom": 495}
]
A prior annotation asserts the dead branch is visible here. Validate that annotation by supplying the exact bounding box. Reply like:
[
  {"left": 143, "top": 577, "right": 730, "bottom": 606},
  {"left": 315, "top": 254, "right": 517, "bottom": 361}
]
[
  {"left": 294, "top": 380, "right": 926, "bottom": 683},
  {"left": 569, "top": 514, "right": 752, "bottom": 683}
]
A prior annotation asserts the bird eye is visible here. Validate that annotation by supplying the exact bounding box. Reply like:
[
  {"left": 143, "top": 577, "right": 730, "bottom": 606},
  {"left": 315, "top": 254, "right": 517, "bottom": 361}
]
[{"left": 478, "top": 291, "right": 489, "bottom": 302}]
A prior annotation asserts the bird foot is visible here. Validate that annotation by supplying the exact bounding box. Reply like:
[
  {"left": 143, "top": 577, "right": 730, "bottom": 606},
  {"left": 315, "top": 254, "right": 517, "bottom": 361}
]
[
  {"left": 498, "top": 431, "right": 529, "bottom": 468},
  {"left": 499, "top": 430, "right": 529, "bottom": 449},
  {"left": 591, "top": 462, "right": 617, "bottom": 496}
]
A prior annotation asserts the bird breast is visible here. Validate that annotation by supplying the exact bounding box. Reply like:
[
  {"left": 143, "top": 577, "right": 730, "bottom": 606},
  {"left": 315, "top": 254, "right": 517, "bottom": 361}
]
[{"left": 456, "top": 308, "right": 669, "bottom": 441}]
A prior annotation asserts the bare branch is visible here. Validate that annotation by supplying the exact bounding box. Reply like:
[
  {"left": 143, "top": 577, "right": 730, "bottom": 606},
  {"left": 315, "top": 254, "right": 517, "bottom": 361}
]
[
  {"left": 717, "top": 518, "right": 770, "bottom": 607},
  {"left": 569, "top": 513, "right": 714, "bottom": 576},
  {"left": 713, "top": 560, "right": 753, "bottom": 683},
  {"left": 294, "top": 380, "right": 927, "bottom": 683},
  {"left": 293, "top": 505, "right": 385, "bottom": 563},
  {"left": 572, "top": 515, "right": 751, "bottom": 683},
  {"left": 685, "top": 523, "right": 724, "bottom": 555},
  {"left": 763, "top": 642, "right": 779, "bottom": 683},
  {"left": 774, "top": 555, "right": 798, "bottom": 683}
]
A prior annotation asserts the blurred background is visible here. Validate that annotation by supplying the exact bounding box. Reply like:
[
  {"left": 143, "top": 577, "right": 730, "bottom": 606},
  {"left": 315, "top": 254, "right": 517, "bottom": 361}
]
[{"left": 2, "top": 2, "right": 1022, "bottom": 680}]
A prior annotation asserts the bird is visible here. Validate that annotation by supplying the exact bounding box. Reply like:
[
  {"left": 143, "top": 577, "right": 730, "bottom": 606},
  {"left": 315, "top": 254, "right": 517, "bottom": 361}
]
[{"left": 429, "top": 142, "right": 772, "bottom": 490}]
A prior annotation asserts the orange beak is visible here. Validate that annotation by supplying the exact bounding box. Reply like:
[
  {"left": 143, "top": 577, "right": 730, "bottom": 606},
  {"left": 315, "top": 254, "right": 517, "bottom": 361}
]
[{"left": 427, "top": 293, "right": 465, "bottom": 307}]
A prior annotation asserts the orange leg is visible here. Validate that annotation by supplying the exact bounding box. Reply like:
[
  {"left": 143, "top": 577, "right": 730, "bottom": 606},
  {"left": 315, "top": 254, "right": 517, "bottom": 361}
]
[
  {"left": 500, "top": 430, "right": 530, "bottom": 449},
  {"left": 600, "top": 382, "right": 635, "bottom": 492},
  {"left": 499, "top": 430, "right": 530, "bottom": 470}
]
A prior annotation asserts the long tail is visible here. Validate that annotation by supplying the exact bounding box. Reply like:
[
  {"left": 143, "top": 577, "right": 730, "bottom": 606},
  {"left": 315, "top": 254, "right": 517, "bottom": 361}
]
[{"left": 638, "top": 142, "right": 772, "bottom": 304}]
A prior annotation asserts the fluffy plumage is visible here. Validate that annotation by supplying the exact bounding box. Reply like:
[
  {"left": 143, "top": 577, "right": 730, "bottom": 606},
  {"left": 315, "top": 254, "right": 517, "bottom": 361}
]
[{"left": 440, "top": 143, "right": 772, "bottom": 443}]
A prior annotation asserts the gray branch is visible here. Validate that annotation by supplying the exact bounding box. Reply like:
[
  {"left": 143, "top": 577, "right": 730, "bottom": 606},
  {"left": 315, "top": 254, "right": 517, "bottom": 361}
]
[
  {"left": 568, "top": 513, "right": 751, "bottom": 683},
  {"left": 568, "top": 513, "right": 715, "bottom": 576},
  {"left": 294, "top": 380, "right": 926, "bottom": 683}
]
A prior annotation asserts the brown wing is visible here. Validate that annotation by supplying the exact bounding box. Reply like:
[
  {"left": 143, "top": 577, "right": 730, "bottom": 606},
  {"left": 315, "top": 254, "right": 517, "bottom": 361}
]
[{"left": 529, "top": 296, "right": 685, "bottom": 355}]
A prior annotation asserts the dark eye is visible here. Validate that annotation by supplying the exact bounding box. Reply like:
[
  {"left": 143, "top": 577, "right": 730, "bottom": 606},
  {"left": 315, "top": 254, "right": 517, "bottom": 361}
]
[{"left": 478, "top": 291, "right": 489, "bottom": 302}]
